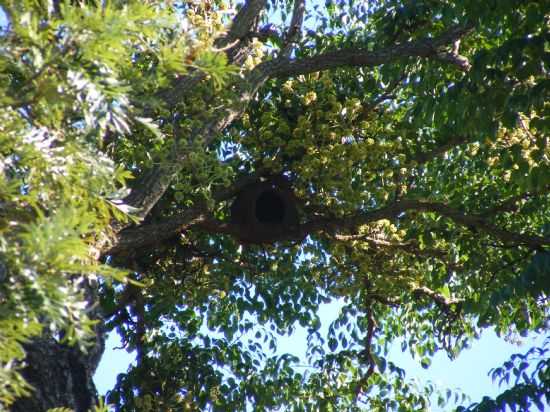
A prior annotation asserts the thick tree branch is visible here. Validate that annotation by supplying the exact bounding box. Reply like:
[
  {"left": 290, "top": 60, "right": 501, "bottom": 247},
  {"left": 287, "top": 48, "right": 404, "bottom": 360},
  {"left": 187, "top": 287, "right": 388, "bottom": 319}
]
[
  {"left": 311, "top": 199, "right": 550, "bottom": 250},
  {"left": 216, "top": 0, "right": 269, "bottom": 66},
  {"left": 224, "top": 0, "right": 268, "bottom": 43},
  {"left": 125, "top": 71, "right": 271, "bottom": 219},
  {"left": 105, "top": 207, "right": 207, "bottom": 257},
  {"left": 108, "top": 174, "right": 267, "bottom": 255},
  {"left": 265, "top": 24, "right": 473, "bottom": 78},
  {"left": 109, "top": 196, "right": 549, "bottom": 257},
  {"left": 480, "top": 186, "right": 550, "bottom": 217},
  {"left": 281, "top": 0, "right": 306, "bottom": 56},
  {"left": 13, "top": 281, "right": 105, "bottom": 412},
  {"left": 435, "top": 50, "right": 471, "bottom": 71},
  {"left": 434, "top": 39, "right": 470, "bottom": 71}
]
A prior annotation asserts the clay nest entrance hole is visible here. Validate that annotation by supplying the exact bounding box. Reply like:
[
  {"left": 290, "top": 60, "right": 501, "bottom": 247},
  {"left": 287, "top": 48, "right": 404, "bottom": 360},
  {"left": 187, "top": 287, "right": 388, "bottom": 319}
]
[{"left": 230, "top": 179, "right": 299, "bottom": 243}]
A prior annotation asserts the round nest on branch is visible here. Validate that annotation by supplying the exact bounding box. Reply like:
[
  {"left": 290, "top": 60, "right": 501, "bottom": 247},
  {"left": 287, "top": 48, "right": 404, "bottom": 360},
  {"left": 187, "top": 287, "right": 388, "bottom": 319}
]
[{"left": 230, "top": 178, "right": 299, "bottom": 243}]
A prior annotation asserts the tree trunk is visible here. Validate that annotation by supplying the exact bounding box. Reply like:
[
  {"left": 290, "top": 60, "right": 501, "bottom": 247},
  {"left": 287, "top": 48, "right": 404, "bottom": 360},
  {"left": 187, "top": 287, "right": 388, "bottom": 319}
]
[
  {"left": 11, "top": 283, "right": 106, "bottom": 412},
  {"left": 11, "top": 335, "right": 104, "bottom": 412}
]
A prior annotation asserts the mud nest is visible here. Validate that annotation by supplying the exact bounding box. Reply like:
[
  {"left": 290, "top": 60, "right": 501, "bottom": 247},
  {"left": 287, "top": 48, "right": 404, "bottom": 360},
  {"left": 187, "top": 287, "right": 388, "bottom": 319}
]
[{"left": 230, "top": 178, "right": 299, "bottom": 243}]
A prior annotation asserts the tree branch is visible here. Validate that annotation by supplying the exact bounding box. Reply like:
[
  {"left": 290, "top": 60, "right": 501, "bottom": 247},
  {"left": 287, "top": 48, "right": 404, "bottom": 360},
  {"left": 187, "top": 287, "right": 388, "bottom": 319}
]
[
  {"left": 310, "top": 199, "right": 550, "bottom": 250},
  {"left": 435, "top": 50, "right": 471, "bottom": 71},
  {"left": 108, "top": 173, "right": 269, "bottom": 256},
  {"left": 333, "top": 234, "right": 452, "bottom": 265},
  {"left": 479, "top": 186, "right": 550, "bottom": 217},
  {"left": 224, "top": 0, "right": 268, "bottom": 43},
  {"left": 265, "top": 24, "right": 474, "bottom": 78},
  {"left": 410, "top": 135, "right": 472, "bottom": 166},
  {"left": 434, "top": 39, "right": 471, "bottom": 71},
  {"left": 359, "top": 73, "right": 406, "bottom": 116},
  {"left": 105, "top": 207, "right": 207, "bottom": 257},
  {"left": 109, "top": 196, "right": 549, "bottom": 257},
  {"left": 356, "top": 282, "right": 376, "bottom": 397},
  {"left": 281, "top": 0, "right": 306, "bottom": 57},
  {"left": 412, "top": 285, "right": 463, "bottom": 310},
  {"left": 124, "top": 68, "right": 272, "bottom": 219},
  {"left": 157, "top": 0, "right": 268, "bottom": 108}
]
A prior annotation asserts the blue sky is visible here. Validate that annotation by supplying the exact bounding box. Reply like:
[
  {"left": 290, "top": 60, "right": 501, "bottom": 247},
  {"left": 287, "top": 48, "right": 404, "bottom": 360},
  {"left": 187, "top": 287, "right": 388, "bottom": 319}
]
[{"left": 94, "top": 301, "right": 548, "bottom": 410}]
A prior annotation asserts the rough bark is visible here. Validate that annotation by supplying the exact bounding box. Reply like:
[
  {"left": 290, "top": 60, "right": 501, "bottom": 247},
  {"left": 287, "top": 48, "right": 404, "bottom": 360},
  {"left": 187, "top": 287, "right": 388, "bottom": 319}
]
[
  {"left": 195, "top": 199, "right": 550, "bottom": 248},
  {"left": 265, "top": 25, "right": 473, "bottom": 78},
  {"left": 11, "top": 283, "right": 106, "bottom": 412},
  {"left": 108, "top": 196, "right": 550, "bottom": 255},
  {"left": 11, "top": 334, "right": 105, "bottom": 412}
]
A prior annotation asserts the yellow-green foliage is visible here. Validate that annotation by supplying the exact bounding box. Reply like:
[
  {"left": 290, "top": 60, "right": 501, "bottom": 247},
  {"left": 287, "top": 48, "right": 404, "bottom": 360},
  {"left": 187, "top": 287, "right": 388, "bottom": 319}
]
[{"left": 0, "top": 0, "right": 233, "bottom": 406}]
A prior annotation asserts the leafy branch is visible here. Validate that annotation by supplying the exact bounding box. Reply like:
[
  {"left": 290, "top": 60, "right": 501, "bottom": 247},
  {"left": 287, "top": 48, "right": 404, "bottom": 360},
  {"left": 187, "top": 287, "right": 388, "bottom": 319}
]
[
  {"left": 123, "top": 23, "right": 474, "bottom": 222},
  {"left": 264, "top": 24, "right": 474, "bottom": 78},
  {"left": 108, "top": 195, "right": 549, "bottom": 257}
]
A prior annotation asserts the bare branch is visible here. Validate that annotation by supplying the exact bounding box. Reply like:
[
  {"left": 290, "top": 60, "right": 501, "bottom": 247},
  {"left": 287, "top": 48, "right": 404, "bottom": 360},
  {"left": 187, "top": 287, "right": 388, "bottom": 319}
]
[
  {"left": 265, "top": 24, "right": 474, "bottom": 78},
  {"left": 434, "top": 39, "right": 471, "bottom": 71},
  {"left": 105, "top": 208, "right": 207, "bottom": 256},
  {"left": 412, "top": 285, "right": 463, "bottom": 309},
  {"left": 225, "top": 0, "right": 268, "bottom": 43},
  {"left": 313, "top": 199, "right": 550, "bottom": 249},
  {"left": 110, "top": 195, "right": 549, "bottom": 257},
  {"left": 281, "top": 0, "right": 306, "bottom": 57}
]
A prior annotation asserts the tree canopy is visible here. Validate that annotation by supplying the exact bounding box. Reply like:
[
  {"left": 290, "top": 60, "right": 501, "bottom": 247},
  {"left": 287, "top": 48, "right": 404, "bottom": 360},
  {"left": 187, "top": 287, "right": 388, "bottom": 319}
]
[{"left": 0, "top": 0, "right": 549, "bottom": 411}]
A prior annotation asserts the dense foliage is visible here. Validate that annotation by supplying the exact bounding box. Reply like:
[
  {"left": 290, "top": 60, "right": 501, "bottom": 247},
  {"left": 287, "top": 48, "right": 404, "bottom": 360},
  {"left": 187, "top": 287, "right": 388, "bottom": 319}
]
[{"left": 0, "top": 0, "right": 548, "bottom": 411}]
